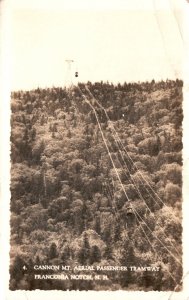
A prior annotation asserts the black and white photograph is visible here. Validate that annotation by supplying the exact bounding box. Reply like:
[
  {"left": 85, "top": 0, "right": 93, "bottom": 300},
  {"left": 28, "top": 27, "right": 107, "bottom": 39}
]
[{"left": 0, "top": 0, "right": 189, "bottom": 299}]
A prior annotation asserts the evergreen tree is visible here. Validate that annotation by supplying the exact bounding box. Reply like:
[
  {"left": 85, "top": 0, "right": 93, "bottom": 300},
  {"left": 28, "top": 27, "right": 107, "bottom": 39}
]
[
  {"left": 114, "top": 221, "right": 122, "bottom": 242},
  {"left": 104, "top": 226, "right": 114, "bottom": 260},
  {"left": 94, "top": 215, "right": 101, "bottom": 235},
  {"left": 120, "top": 242, "right": 136, "bottom": 287},
  {"left": 78, "top": 232, "right": 90, "bottom": 264},
  {"left": 90, "top": 245, "right": 101, "bottom": 264},
  {"left": 35, "top": 255, "right": 41, "bottom": 265},
  {"left": 49, "top": 242, "right": 58, "bottom": 259},
  {"left": 61, "top": 246, "right": 70, "bottom": 264},
  {"left": 10, "top": 255, "right": 25, "bottom": 282},
  {"left": 104, "top": 244, "right": 113, "bottom": 260}
]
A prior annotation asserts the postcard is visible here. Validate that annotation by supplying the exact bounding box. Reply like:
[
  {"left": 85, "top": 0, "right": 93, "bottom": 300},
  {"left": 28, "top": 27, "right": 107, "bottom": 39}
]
[{"left": 0, "top": 0, "right": 189, "bottom": 299}]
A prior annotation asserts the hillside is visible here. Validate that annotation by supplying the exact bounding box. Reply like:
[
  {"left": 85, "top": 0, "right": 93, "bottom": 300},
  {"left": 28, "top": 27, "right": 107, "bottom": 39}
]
[{"left": 10, "top": 79, "right": 183, "bottom": 291}]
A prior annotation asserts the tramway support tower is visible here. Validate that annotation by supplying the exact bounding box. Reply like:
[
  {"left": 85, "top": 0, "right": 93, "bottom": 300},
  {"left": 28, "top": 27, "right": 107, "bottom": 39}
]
[{"left": 65, "top": 59, "right": 74, "bottom": 89}]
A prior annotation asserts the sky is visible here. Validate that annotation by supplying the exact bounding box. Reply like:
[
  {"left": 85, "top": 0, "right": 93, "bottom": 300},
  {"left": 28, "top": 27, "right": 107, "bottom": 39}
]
[{"left": 6, "top": 0, "right": 185, "bottom": 90}]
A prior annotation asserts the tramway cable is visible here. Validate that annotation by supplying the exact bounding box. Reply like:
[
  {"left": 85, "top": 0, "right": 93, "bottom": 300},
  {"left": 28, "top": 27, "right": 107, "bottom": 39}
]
[
  {"left": 84, "top": 84, "right": 181, "bottom": 224},
  {"left": 63, "top": 65, "right": 182, "bottom": 267},
  {"left": 81, "top": 84, "right": 181, "bottom": 256},
  {"left": 75, "top": 84, "right": 182, "bottom": 267}
]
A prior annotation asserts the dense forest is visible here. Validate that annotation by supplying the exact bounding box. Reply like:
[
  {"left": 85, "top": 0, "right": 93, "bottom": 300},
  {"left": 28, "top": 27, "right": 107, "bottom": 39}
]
[{"left": 10, "top": 79, "right": 183, "bottom": 291}]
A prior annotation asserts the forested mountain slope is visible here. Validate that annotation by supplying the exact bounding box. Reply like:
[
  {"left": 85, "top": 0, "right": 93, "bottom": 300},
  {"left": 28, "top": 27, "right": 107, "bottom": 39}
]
[{"left": 10, "top": 79, "right": 183, "bottom": 290}]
